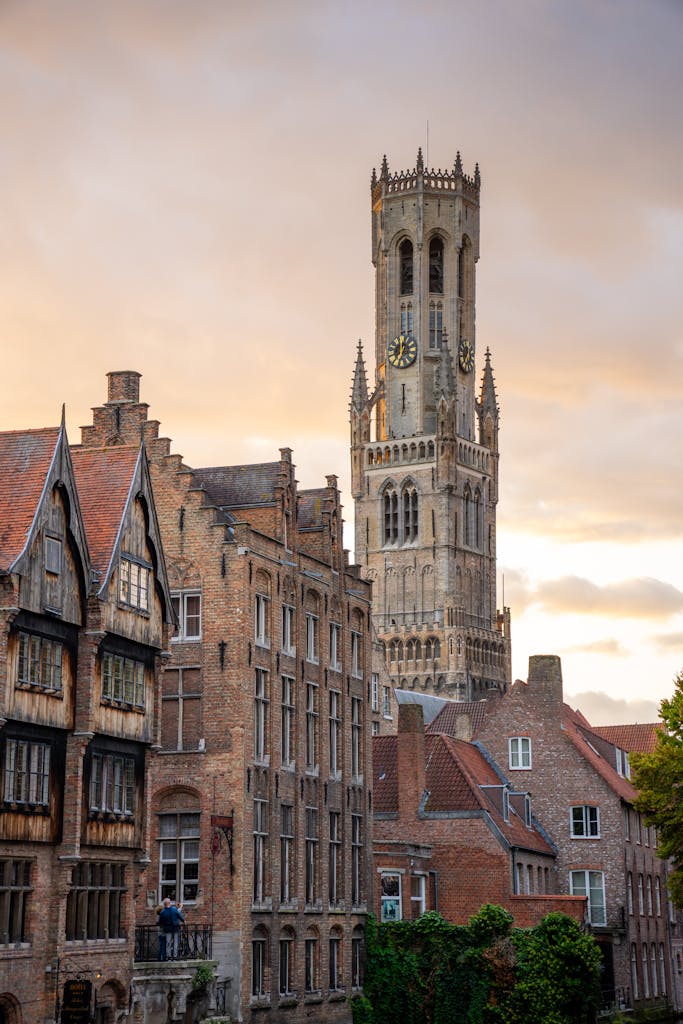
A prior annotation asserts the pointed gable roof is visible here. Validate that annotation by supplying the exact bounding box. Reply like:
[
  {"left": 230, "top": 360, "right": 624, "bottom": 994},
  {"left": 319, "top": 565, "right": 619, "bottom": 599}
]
[
  {"left": 562, "top": 704, "right": 637, "bottom": 802},
  {"left": 70, "top": 445, "right": 141, "bottom": 582},
  {"left": 592, "top": 723, "right": 661, "bottom": 754},
  {"left": 0, "top": 427, "right": 62, "bottom": 571}
]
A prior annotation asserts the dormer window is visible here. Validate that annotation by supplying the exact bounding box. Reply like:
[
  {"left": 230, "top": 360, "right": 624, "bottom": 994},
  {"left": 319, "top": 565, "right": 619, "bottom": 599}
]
[
  {"left": 616, "top": 748, "right": 631, "bottom": 779},
  {"left": 119, "top": 556, "right": 150, "bottom": 612}
]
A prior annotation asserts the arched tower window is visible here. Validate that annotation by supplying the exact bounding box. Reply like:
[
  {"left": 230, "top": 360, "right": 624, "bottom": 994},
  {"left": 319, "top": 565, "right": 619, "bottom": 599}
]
[
  {"left": 383, "top": 486, "right": 399, "bottom": 544},
  {"left": 474, "top": 489, "right": 482, "bottom": 549},
  {"left": 463, "top": 485, "right": 472, "bottom": 547},
  {"left": 429, "top": 236, "right": 444, "bottom": 294},
  {"left": 429, "top": 301, "right": 443, "bottom": 349},
  {"left": 399, "top": 239, "right": 413, "bottom": 296},
  {"left": 402, "top": 484, "right": 418, "bottom": 542}
]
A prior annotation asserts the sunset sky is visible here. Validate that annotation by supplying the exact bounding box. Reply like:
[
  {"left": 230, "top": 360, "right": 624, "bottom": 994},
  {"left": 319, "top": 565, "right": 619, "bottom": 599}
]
[{"left": 2, "top": 0, "right": 681, "bottom": 724}]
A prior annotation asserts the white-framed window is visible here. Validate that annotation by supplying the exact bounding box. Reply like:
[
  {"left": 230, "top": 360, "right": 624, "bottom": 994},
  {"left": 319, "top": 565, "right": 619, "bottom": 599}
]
[
  {"left": 158, "top": 811, "right": 200, "bottom": 903},
  {"left": 306, "top": 683, "right": 318, "bottom": 769},
  {"left": 281, "top": 604, "right": 295, "bottom": 655},
  {"left": 371, "top": 673, "right": 379, "bottom": 712},
  {"left": 380, "top": 872, "right": 402, "bottom": 922},
  {"left": 102, "top": 652, "right": 145, "bottom": 708},
  {"left": 171, "top": 591, "right": 201, "bottom": 641},
  {"left": 281, "top": 675, "right": 295, "bottom": 768},
  {"left": 3, "top": 738, "right": 50, "bottom": 806},
  {"left": 330, "top": 623, "right": 341, "bottom": 672},
  {"left": 305, "top": 613, "right": 319, "bottom": 664},
  {"left": 254, "top": 669, "right": 268, "bottom": 762},
  {"left": 90, "top": 752, "right": 134, "bottom": 816},
  {"left": 371, "top": 721, "right": 380, "bottom": 736},
  {"left": 119, "top": 556, "right": 150, "bottom": 612},
  {"left": 523, "top": 794, "right": 532, "bottom": 827},
  {"left": 280, "top": 805, "right": 294, "bottom": 903},
  {"left": 253, "top": 798, "right": 268, "bottom": 905},
  {"left": 329, "top": 810, "right": 341, "bottom": 907},
  {"left": 411, "top": 874, "right": 426, "bottom": 918},
  {"left": 616, "top": 747, "right": 631, "bottom": 778},
  {"left": 329, "top": 691, "right": 341, "bottom": 776},
  {"left": 382, "top": 685, "right": 392, "bottom": 719},
  {"left": 570, "top": 805, "right": 600, "bottom": 839},
  {"left": 305, "top": 807, "right": 318, "bottom": 905},
  {"left": 351, "top": 813, "right": 362, "bottom": 906},
  {"left": 255, "top": 592, "right": 269, "bottom": 648},
  {"left": 508, "top": 736, "right": 531, "bottom": 769},
  {"left": 351, "top": 630, "right": 363, "bottom": 678},
  {"left": 351, "top": 697, "right": 362, "bottom": 781},
  {"left": 570, "top": 869, "right": 606, "bottom": 926},
  {"left": 17, "top": 632, "right": 63, "bottom": 694}
]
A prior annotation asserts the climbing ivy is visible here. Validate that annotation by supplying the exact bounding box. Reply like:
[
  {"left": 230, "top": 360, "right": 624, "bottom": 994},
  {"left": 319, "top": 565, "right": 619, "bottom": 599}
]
[{"left": 352, "top": 907, "right": 601, "bottom": 1024}]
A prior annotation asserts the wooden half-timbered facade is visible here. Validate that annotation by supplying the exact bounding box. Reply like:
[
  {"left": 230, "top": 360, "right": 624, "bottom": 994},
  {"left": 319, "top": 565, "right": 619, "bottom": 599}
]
[{"left": 0, "top": 415, "right": 173, "bottom": 1024}]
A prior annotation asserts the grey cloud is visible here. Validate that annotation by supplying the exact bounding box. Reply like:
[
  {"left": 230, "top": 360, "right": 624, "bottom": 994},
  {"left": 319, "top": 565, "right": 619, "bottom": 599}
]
[
  {"left": 536, "top": 576, "right": 683, "bottom": 619},
  {"left": 650, "top": 632, "right": 683, "bottom": 654},
  {"left": 565, "top": 690, "right": 660, "bottom": 727}
]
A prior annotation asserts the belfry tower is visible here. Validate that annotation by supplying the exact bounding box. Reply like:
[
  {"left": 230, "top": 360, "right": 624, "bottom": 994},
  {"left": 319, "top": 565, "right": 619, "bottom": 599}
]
[{"left": 350, "top": 149, "right": 511, "bottom": 701}]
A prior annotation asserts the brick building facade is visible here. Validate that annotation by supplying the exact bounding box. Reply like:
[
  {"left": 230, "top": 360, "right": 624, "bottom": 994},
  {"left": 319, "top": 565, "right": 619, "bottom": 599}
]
[
  {"left": 0, "top": 414, "right": 173, "bottom": 1024},
  {"left": 79, "top": 372, "right": 373, "bottom": 1024},
  {"left": 372, "top": 702, "right": 586, "bottom": 931}
]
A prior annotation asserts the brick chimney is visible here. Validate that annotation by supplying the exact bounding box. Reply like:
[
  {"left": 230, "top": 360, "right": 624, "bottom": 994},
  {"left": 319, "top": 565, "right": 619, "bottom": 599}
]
[
  {"left": 107, "top": 370, "right": 141, "bottom": 403},
  {"left": 527, "top": 655, "right": 564, "bottom": 708},
  {"left": 397, "top": 702, "right": 426, "bottom": 819}
]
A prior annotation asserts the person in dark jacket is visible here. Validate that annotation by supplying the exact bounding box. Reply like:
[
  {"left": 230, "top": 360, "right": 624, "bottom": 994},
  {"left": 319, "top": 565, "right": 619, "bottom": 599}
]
[{"left": 157, "top": 897, "right": 185, "bottom": 960}]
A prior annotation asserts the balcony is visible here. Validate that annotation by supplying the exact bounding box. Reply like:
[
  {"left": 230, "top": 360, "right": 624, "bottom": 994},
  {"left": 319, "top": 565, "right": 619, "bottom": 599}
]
[{"left": 134, "top": 923, "right": 212, "bottom": 963}]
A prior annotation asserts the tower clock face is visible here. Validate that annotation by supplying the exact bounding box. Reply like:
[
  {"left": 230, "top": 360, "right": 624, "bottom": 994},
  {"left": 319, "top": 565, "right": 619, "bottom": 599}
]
[
  {"left": 388, "top": 334, "right": 417, "bottom": 368},
  {"left": 458, "top": 338, "right": 474, "bottom": 373}
]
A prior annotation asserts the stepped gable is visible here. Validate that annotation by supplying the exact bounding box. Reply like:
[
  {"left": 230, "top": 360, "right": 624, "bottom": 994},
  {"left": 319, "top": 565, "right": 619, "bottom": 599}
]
[
  {"left": 297, "top": 489, "right": 326, "bottom": 531},
  {"left": 427, "top": 699, "right": 491, "bottom": 737},
  {"left": 190, "top": 462, "right": 281, "bottom": 510},
  {"left": 592, "top": 722, "right": 661, "bottom": 754},
  {"left": 70, "top": 445, "right": 141, "bottom": 580},
  {"left": 0, "top": 426, "right": 61, "bottom": 570},
  {"left": 562, "top": 704, "right": 637, "bottom": 802}
]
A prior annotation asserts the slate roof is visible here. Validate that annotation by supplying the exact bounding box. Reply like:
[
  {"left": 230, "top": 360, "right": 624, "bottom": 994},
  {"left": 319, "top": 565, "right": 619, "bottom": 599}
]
[
  {"left": 71, "top": 446, "right": 140, "bottom": 581},
  {"left": 562, "top": 704, "right": 637, "bottom": 803},
  {"left": 190, "top": 463, "right": 281, "bottom": 509},
  {"left": 297, "top": 489, "right": 326, "bottom": 531},
  {"left": 373, "top": 732, "right": 554, "bottom": 855},
  {"left": 427, "top": 698, "right": 492, "bottom": 737},
  {"left": 0, "top": 427, "right": 61, "bottom": 571},
  {"left": 592, "top": 723, "right": 661, "bottom": 754}
]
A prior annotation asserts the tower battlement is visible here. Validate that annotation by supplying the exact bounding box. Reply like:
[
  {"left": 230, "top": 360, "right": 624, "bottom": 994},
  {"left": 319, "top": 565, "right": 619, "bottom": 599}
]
[{"left": 371, "top": 148, "right": 480, "bottom": 204}]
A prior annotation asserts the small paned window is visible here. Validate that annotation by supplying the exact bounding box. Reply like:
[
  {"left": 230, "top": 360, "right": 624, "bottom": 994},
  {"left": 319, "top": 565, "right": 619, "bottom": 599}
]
[
  {"left": 281, "top": 604, "right": 295, "bottom": 655},
  {"left": 119, "top": 556, "right": 150, "bottom": 612},
  {"left": 0, "top": 859, "right": 32, "bottom": 944},
  {"left": 570, "top": 805, "right": 600, "bottom": 838},
  {"left": 16, "top": 632, "right": 63, "bottom": 693},
  {"left": 305, "top": 614, "right": 319, "bottom": 663},
  {"left": 371, "top": 674, "right": 379, "bottom": 712},
  {"left": 45, "top": 536, "right": 62, "bottom": 575},
  {"left": 330, "top": 623, "right": 342, "bottom": 671},
  {"left": 380, "top": 872, "right": 401, "bottom": 922},
  {"left": 171, "top": 591, "right": 201, "bottom": 641},
  {"left": 508, "top": 736, "right": 531, "bottom": 770},
  {"left": 158, "top": 812, "right": 200, "bottom": 903},
  {"left": 89, "top": 752, "right": 135, "bottom": 817},
  {"left": 254, "top": 669, "right": 269, "bottom": 762},
  {"left": 65, "top": 862, "right": 126, "bottom": 940},
  {"left": 3, "top": 739, "right": 50, "bottom": 807},
  {"left": 101, "top": 653, "right": 145, "bottom": 708},
  {"left": 253, "top": 799, "right": 268, "bottom": 905},
  {"left": 351, "top": 630, "right": 363, "bottom": 678}
]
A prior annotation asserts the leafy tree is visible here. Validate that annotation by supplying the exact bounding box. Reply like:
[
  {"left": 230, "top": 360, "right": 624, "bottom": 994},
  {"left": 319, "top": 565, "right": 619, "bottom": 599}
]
[{"left": 631, "top": 669, "right": 683, "bottom": 906}]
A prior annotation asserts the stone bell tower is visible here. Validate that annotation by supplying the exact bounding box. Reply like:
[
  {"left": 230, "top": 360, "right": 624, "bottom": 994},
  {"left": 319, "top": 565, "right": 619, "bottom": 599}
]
[{"left": 350, "top": 149, "right": 511, "bottom": 702}]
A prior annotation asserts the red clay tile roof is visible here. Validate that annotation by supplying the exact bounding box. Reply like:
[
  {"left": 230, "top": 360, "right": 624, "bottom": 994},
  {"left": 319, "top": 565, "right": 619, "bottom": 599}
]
[
  {"left": 372, "top": 733, "right": 554, "bottom": 855},
  {"left": 427, "top": 700, "right": 492, "bottom": 739},
  {"left": 562, "top": 704, "right": 637, "bottom": 802},
  {"left": 190, "top": 463, "right": 281, "bottom": 509},
  {"left": 592, "top": 723, "right": 662, "bottom": 754},
  {"left": 297, "top": 489, "right": 326, "bottom": 531},
  {"left": 0, "top": 427, "right": 61, "bottom": 571},
  {"left": 71, "top": 446, "right": 140, "bottom": 581}
]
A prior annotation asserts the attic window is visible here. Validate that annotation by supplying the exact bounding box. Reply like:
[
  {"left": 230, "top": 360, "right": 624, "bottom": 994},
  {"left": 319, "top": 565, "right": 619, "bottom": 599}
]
[
  {"left": 119, "top": 556, "right": 150, "bottom": 612},
  {"left": 45, "top": 537, "right": 62, "bottom": 575}
]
